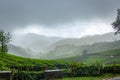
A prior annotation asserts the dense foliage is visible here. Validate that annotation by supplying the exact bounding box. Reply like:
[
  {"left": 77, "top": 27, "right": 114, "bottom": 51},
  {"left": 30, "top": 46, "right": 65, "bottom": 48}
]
[
  {"left": 0, "top": 53, "right": 120, "bottom": 80},
  {"left": 0, "top": 53, "right": 69, "bottom": 71},
  {"left": 112, "top": 9, "right": 120, "bottom": 34},
  {"left": 62, "top": 64, "right": 120, "bottom": 78},
  {"left": 0, "top": 29, "right": 11, "bottom": 53},
  {"left": 0, "top": 53, "right": 70, "bottom": 79}
]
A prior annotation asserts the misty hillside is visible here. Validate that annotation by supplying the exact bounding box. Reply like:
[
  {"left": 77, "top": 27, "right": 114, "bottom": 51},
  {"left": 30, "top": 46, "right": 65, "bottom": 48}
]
[
  {"left": 59, "top": 48, "right": 120, "bottom": 64},
  {"left": 50, "top": 32, "right": 120, "bottom": 49},
  {"left": 38, "top": 32, "right": 120, "bottom": 59},
  {"left": 12, "top": 33, "right": 63, "bottom": 53},
  {"left": 10, "top": 32, "right": 120, "bottom": 59},
  {"left": 8, "top": 44, "right": 34, "bottom": 58},
  {"left": 42, "top": 41, "right": 120, "bottom": 59}
]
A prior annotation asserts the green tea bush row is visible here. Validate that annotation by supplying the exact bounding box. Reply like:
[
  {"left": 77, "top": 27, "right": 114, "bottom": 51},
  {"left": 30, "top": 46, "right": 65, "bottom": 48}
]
[
  {"left": 63, "top": 64, "right": 120, "bottom": 77},
  {"left": 13, "top": 71, "right": 44, "bottom": 80},
  {"left": 103, "top": 65, "right": 120, "bottom": 74}
]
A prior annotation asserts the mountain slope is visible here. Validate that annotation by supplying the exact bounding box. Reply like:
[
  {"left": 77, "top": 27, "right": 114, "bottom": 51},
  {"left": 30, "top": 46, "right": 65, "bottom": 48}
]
[
  {"left": 59, "top": 48, "right": 120, "bottom": 64},
  {"left": 12, "top": 33, "right": 62, "bottom": 53},
  {"left": 0, "top": 53, "right": 69, "bottom": 70},
  {"left": 8, "top": 44, "right": 34, "bottom": 58},
  {"left": 44, "top": 41, "right": 120, "bottom": 59},
  {"left": 50, "top": 32, "right": 120, "bottom": 49},
  {"left": 11, "top": 32, "right": 120, "bottom": 59}
]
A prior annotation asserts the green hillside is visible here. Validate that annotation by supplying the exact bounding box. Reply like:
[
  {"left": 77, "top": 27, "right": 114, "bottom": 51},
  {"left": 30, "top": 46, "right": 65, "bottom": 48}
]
[
  {"left": 0, "top": 52, "right": 120, "bottom": 80},
  {"left": 84, "top": 41, "right": 120, "bottom": 53},
  {"left": 8, "top": 44, "right": 34, "bottom": 58},
  {"left": 0, "top": 53, "right": 72, "bottom": 80},
  {"left": 43, "top": 41, "right": 120, "bottom": 59},
  {"left": 0, "top": 53, "right": 70, "bottom": 70},
  {"left": 60, "top": 49, "right": 120, "bottom": 64}
]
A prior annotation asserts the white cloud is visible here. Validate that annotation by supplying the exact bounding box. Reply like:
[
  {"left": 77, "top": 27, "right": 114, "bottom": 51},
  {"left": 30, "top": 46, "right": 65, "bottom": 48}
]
[
  {"left": 80, "top": 19, "right": 114, "bottom": 37},
  {"left": 13, "top": 19, "right": 114, "bottom": 38}
]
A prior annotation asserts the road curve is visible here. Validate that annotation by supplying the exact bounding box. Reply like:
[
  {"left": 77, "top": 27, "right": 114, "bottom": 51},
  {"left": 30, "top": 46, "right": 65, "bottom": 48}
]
[{"left": 103, "top": 77, "right": 120, "bottom": 80}]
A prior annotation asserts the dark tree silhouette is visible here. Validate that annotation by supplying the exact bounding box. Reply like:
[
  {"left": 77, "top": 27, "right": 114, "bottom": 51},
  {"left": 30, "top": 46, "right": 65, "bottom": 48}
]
[
  {"left": 0, "top": 29, "right": 11, "bottom": 53},
  {"left": 112, "top": 9, "right": 120, "bottom": 34}
]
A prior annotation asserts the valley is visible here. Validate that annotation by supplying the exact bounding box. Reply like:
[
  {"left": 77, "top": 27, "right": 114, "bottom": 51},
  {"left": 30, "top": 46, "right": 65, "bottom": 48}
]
[
  {"left": 9, "top": 32, "right": 120, "bottom": 60},
  {"left": 1, "top": 1, "right": 120, "bottom": 80}
]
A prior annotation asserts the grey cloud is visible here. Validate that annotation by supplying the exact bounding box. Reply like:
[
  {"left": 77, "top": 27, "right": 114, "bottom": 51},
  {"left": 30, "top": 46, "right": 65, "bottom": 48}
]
[{"left": 0, "top": 0, "right": 120, "bottom": 31}]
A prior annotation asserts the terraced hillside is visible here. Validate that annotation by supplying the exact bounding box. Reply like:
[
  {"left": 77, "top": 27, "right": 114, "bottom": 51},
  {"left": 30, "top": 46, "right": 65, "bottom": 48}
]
[{"left": 0, "top": 53, "right": 70, "bottom": 71}]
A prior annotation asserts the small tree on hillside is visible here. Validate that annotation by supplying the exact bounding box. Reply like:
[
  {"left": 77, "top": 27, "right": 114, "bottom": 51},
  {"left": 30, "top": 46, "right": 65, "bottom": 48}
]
[
  {"left": 112, "top": 9, "right": 120, "bottom": 34},
  {"left": 0, "top": 29, "right": 11, "bottom": 53}
]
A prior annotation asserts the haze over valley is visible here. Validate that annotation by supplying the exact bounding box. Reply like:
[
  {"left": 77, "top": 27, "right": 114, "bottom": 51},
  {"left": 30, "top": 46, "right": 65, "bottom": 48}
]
[
  {"left": 0, "top": 0, "right": 120, "bottom": 60},
  {"left": 1, "top": 0, "right": 120, "bottom": 79},
  {"left": 7, "top": 32, "right": 120, "bottom": 59}
]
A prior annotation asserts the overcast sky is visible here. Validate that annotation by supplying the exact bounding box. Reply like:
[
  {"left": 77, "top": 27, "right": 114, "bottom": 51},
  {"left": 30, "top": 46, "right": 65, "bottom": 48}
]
[{"left": 0, "top": 0, "right": 120, "bottom": 38}]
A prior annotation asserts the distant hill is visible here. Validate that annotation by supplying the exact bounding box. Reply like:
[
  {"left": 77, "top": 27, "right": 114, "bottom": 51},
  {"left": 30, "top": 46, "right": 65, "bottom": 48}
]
[
  {"left": 59, "top": 48, "right": 120, "bottom": 64},
  {"left": 8, "top": 44, "right": 34, "bottom": 58},
  {"left": 11, "top": 32, "right": 120, "bottom": 59},
  {"left": 42, "top": 32, "right": 120, "bottom": 59},
  {"left": 50, "top": 32, "right": 120, "bottom": 49},
  {"left": 12, "top": 33, "right": 63, "bottom": 53},
  {"left": 43, "top": 41, "right": 120, "bottom": 59},
  {"left": 9, "top": 40, "right": 120, "bottom": 59}
]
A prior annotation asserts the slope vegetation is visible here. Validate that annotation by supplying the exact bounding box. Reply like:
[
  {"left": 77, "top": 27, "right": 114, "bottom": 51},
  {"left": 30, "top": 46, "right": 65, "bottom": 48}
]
[
  {"left": 0, "top": 53, "right": 69, "bottom": 70},
  {"left": 60, "top": 49, "right": 120, "bottom": 64},
  {"left": 44, "top": 41, "right": 120, "bottom": 59}
]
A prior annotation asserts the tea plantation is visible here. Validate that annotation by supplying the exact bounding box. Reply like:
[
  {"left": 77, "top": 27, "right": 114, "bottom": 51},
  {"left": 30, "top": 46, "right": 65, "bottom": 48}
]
[{"left": 0, "top": 52, "right": 120, "bottom": 80}]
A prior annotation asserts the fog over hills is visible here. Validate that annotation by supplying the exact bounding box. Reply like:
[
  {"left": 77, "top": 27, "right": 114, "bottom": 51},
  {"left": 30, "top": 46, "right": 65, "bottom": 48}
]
[
  {"left": 8, "top": 32, "right": 120, "bottom": 59},
  {"left": 8, "top": 44, "right": 34, "bottom": 58},
  {"left": 0, "top": 0, "right": 120, "bottom": 61},
  {"left": 44, "top": 32, "right": 120, "bottom": 59},
  {"left": 43, "top": 40, "right": 120, "bottom": 59},
  {"left": 12, "top": 33, "right": 63, "bottom": 53},
  {"left": 50, "top": 32, "right": 120, "bottom": 48}
]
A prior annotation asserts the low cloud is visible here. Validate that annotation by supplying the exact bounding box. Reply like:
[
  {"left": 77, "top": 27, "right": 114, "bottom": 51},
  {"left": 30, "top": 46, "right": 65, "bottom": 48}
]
[
  {"left": 0, "top": 0, "right": 119, "bottom": 31},
  {"left": 13, "top": 19, "right": 113, "bottom": 38}
]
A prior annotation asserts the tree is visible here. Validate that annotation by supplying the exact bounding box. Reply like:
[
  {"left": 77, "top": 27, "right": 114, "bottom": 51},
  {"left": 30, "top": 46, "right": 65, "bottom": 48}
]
[
  {"left": 0, "top": 29, "right": 11, "bottom": 53},
  {"left": 112, "top": 9, "right": 120, "bottom": 34}
]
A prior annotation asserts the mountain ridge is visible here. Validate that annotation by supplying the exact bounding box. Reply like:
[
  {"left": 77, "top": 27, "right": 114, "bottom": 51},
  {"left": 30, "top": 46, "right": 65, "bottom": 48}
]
[{"left": 10, "top": 32, "right": 120, "bottom": 59}]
